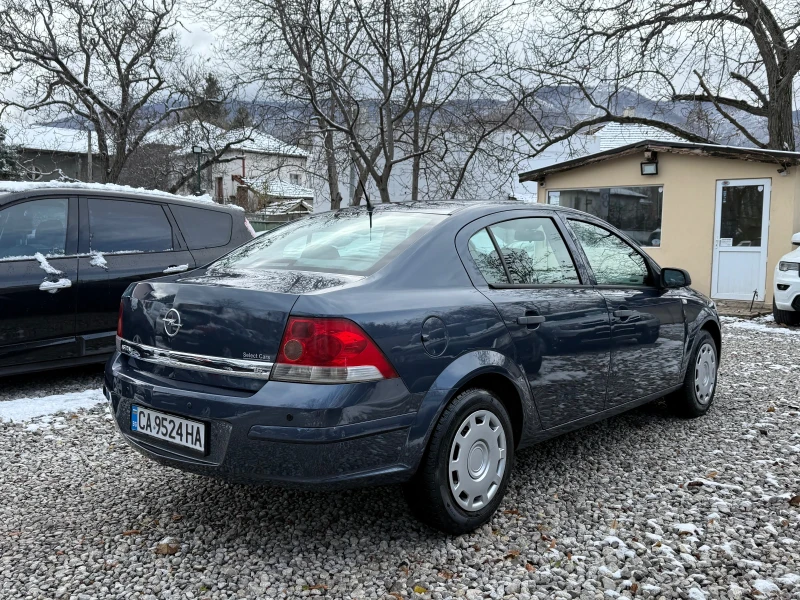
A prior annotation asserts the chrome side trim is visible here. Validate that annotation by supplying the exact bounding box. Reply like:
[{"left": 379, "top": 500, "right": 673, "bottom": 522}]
[{"left": 118, "top": 338, "right": 273, "bottom": 380}]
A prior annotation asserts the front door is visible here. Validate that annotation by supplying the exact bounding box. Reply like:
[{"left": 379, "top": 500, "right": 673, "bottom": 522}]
[
  {"left": 711, "top": 179, "right": 771, "bottom": 301},
  {"left": 462, "top": 213, "right": 612, "bottom": 429},
  {"left": 565, "top": 218, "right": 687, "bottom": 405},
  {"left": 0, "top": 196, "right": 79, "bottom": 368}
]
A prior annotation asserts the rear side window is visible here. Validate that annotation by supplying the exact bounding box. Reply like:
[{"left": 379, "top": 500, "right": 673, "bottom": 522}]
[
  {"left": 467, "top": 229, "right": 506, "bottom": 284},
  {"left": 88, "top": 199, "right": 173, "bottom": 253},
  {"left": 171, "top": 205, "right": 232, "bottom": 250},
  {"left": 469, "top": 217, "right": 580, "bottom": 285},
  {"left": 212, "top": 211, "right": 446, "bottom": 275}
]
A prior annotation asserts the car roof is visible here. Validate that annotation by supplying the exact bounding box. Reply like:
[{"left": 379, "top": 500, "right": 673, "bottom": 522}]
[{"left": 0, "top": 184, "right": 242, "bottom": 214}]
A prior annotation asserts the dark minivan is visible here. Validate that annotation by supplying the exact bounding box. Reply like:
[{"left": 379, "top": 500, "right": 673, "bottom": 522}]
[
  {"left": 0, "top": 184, "right": 253, "bottom": 376},
  {"left": 107, "top": 201, "right": 720, "bottom": 533}
]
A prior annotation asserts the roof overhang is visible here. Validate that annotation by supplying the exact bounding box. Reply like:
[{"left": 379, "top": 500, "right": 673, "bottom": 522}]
[{"left": 518, "top": 140, "right": 800, "bottom": 183}]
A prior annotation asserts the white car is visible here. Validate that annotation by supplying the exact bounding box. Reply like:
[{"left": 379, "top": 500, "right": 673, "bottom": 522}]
[{"left": 773, "top": 232, "right": 800, "bottom": 325}]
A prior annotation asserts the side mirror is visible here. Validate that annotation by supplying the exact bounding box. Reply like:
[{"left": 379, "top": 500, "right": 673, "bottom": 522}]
[
  {"left": 661, "top": 267, "right": 691, "bottom": 288},
  {"left": 792, "top": 232, "right": 800, "bottom": 246}
]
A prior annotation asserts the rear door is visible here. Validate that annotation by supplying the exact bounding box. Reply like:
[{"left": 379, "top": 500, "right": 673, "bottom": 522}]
[
  {"left": 76, "top": 196, "right": 196, "bottom": 356},
  {"left": 564, "top": 217, "right": 686, "bottom": 406},
  {"left": 459, "top": 211, "right": 612, "bottom": 429},
  {"left": 0, "top": 196, "right": 79, "bottom": 368}
]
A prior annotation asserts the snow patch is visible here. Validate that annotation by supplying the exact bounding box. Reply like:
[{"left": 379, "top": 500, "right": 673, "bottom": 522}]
[
  {"left": 721, "top": 316, "right": 800, "bottom": 336},
  {"left": 0, "top": 181, "right": 243, "bottom": 211},
  {"left": 752, "top": 579, "right": 779, "bottom": 595},
  {"left": 34, "top": 252, "right": 62, "bottom": 275},
  {"left": 641, "top": 584, "right": 661, "bottom": 593},
  {"left": 0, "top": 388, "right": 106, "bottom": 422},
  {"left": 675, "top": 523, "right": 703, "bottom": 536},
  {"left": 39, "top": 278, "right": 72, "bottom": 292},
  {"left": 89, "top": 250, "right": 108, "bottom": 269},
  {"left": 687, "top": 588, "right": 706, "bottom": 600},
  {"left": 777, "top": 574, "right": 800, "bottom": 586}
]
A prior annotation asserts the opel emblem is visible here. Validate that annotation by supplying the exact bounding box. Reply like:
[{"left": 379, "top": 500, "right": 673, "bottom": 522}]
[{"left": 163, "top": 308, "right": 182, "bottom": 338}]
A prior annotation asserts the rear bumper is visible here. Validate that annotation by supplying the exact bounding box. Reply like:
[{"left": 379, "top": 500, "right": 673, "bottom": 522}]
[
  {"left": 773, "top": 270, "right": 800, "bottom": 311},
  {"left": 105, "top": 353, "right": 421, "bottom": 489}
]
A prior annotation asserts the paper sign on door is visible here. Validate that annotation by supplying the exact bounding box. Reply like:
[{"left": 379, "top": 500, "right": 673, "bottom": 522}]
[{"left": 719, "top": 238, "right": 733, "bottom": 247}]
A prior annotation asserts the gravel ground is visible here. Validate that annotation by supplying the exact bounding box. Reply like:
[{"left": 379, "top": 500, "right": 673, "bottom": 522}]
[
  {"left": 0, "top": 364, "right": 104, "bottom": 402},
  {"left": 1, "top": 322, "right": 799, "bottom": 600}
]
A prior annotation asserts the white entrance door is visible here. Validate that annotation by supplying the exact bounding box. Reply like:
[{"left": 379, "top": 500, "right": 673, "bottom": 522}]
[{"left": 711, "top": 179, "right": 771, "bottom": 301}]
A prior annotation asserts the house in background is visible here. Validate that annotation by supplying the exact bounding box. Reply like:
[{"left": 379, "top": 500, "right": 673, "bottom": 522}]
[
  {"left": 587, "top": 120, "right": 686, "bottom": 153},
  {"left": 2, "top": 123, "right": 100, "bottom": 182},
  {"left": 519, "top": 140, "right": 800, "bottom": 304},
  {"left": 246, "top": 198, "right": 314, "bottom": 232},
  {"left": 146, "top": 122, "right": 311, "bottom": 205},
  {"left": 209, "top": 131, "right": 310, "bottom": 204},
  {"left": 229, "top": 174, "right": 314, "bottom": 231}
]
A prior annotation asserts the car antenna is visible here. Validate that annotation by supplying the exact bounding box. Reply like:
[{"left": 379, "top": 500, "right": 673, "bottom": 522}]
[{"left": 357, "top": 177, "right": 374, "bottom": 237}]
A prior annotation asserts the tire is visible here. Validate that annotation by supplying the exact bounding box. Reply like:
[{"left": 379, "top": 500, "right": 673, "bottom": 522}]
[
  {"left": 773, "top": 304, "right": 800, "bottom": 326},
  {"left": 404, "top": 388, "right": 515, "bottom": 535},
  {"left": 670, "top": 330, "right": 718, "bottom": 418}
]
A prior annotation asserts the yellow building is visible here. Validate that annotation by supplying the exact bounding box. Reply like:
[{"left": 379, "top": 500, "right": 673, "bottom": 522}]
[{"left": 519, "top": 140, "right": 800, "bottom": 304}]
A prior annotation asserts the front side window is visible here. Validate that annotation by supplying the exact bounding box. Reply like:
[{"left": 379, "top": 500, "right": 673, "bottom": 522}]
[
  {"left": 548, "top": 186, "right": 663, "bottom": 247},
  {"left": 569, "top": 220, "right": 649, "bottom": 286},
  {"left": 88, "top": 199, "right": 173, "bottom": 253},
  {"left": 212, "top": 211, "right": 445, "bottom": 275},
  {"left": 469, "top": 217, "right": 580, "bottom": 285},
  {"left": 0, "top": 198, "right": 68, "bottom": 260}
]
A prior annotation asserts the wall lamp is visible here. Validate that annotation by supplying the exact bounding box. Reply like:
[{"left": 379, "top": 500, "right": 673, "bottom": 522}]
[
  {"left": 641, "top": 150, "right": 658, "bottom": 175},
  {"left": 640, "top": 161, "right": 658, "bottom": 175}
]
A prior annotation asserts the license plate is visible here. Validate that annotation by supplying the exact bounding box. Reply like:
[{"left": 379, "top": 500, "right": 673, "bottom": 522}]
[{"left": 131, "top": 405, "right": 206, "bottom": 453}]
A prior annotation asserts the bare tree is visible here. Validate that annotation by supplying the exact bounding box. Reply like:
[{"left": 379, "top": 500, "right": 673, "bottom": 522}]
[
  {"left": 522, "top": 0, "right": 800, "bottom": 157},
  {"left": 223, "top": 0, "right": 524, "bottom": 205},
  {"left": 0, "top": 0, "right": 229, "bottom": 183}
]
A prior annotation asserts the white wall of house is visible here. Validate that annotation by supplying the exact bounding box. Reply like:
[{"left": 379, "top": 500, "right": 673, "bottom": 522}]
[{"left": 208, "top": 151, "right": 308, "bottom": 201}]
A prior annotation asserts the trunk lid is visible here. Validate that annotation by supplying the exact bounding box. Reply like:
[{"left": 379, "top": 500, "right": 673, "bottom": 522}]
[{"left": 119, "top": 267, "right": 361, "bottom": 389}]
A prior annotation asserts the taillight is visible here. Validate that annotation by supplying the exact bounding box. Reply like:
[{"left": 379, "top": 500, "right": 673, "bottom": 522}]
[
  {"left": 117, "top": 302, "right": 124, "bottom": 338},
  {"left": 273, "top": 317, "right": 398, "bottom": 383}
]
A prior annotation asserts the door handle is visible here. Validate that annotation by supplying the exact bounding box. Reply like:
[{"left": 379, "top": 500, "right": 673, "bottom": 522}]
[
  {"left": 614, "top": 309, "right": 635, "bottom": 319},
  {"left": 518, "top": 315, "right": 546, "bottom": 326},
  {"left": 163, "top": 264, "right": 189, "bottom": 274},
  {"left": 39, "top": 278, "right": 72, "bottom": 293}
]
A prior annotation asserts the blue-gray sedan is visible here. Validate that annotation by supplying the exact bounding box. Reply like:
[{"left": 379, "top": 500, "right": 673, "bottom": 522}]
[{"left": 106, "top": 201, "right": 720, "bottom": 533}]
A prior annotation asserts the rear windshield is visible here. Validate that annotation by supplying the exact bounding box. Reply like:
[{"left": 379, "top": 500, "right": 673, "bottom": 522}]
[{"left": 210, "top": 211, "right": 445, "bottom": 275}]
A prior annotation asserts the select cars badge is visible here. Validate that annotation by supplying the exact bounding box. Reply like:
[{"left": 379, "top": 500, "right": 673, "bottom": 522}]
[{"left": 163, "top": 308, "right": 183, "bottom": 337}]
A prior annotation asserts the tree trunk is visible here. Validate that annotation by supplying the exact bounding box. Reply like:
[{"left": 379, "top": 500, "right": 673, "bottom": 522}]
[
  {"left": 323, "top": 129, "right": 343, "bottom": 210},
  {"left": 767, "top": 84, "right": 796, "bottom": 151},
  {"left": 350, "top": 165, "right": 367, "bottom": 206},
  {"left": 411, "top": 108, "right": 421, "bottom": 202},
  {"left": 378, "top": 173, "right": 392, "bottom": 204}
]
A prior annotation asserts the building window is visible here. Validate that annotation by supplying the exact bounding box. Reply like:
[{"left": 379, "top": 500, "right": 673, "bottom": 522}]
[
  {"left": 548, "top": 186, "right": 663, "bottom": 247},
  {"left": 289, "top": 173, "right": 302, "bottom": 186}
]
